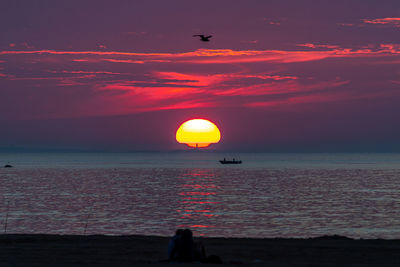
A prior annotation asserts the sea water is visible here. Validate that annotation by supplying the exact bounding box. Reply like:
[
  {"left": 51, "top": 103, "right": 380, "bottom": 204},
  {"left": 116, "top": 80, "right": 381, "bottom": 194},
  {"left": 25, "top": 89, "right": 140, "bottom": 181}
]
[{"left": 1, "top": 152, "right": 400, "bottom": 238}]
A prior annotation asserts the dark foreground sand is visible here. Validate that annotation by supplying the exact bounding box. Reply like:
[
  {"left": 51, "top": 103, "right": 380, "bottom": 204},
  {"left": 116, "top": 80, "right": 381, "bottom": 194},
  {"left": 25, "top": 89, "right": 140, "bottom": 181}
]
[{"left": 1, "top": 234, "right": 400, "bottom": 266}]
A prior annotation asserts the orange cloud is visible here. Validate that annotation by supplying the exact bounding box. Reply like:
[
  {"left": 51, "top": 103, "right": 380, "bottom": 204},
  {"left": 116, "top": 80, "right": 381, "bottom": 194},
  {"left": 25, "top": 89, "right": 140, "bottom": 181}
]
[
  {"left": 103, "top": 59, "right": 145, "bottom": 64},
  {"left": 2, "top": 46, "right": 399, "bottom": 66}
]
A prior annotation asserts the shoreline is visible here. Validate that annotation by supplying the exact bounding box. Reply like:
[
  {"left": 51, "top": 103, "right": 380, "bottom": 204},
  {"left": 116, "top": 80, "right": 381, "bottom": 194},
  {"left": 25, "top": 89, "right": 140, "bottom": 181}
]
[{"left": 1, "top": 234, "right": 400, "bottom": 266}]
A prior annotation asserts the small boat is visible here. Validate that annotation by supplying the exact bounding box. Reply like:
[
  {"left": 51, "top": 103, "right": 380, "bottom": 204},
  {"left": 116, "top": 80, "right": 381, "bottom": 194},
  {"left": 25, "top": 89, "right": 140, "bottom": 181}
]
[
  {"left": 219, "top": 158, "right": 242, "bottom": 164},
  {"left": 4, "top": 164, "right": 13, "bottom": 168}
]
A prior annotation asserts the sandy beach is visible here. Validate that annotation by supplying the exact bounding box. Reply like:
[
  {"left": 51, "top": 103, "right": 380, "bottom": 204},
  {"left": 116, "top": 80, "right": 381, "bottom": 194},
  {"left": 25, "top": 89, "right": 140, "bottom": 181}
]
[{"left": 1, "top": 234, "right": 400, "bottom": 266}]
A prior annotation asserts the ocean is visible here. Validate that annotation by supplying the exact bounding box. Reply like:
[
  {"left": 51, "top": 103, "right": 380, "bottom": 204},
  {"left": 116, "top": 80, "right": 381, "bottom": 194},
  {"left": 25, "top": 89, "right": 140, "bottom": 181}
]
[{"left": 1, "top": 152, "right": 400, "bottom": 238}]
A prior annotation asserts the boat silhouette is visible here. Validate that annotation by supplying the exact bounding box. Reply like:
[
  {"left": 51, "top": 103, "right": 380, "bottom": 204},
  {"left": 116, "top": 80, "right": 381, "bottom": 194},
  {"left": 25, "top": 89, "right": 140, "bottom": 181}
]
[{"left": 219, "top": 158, "right": 242, "bottom": 164}]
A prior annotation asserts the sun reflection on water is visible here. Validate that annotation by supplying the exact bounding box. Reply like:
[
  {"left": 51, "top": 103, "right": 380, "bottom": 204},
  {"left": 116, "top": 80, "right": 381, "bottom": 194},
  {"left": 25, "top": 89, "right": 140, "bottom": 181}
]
[{"left": 176, "top": 169, "right": 220, "bottom": 232}]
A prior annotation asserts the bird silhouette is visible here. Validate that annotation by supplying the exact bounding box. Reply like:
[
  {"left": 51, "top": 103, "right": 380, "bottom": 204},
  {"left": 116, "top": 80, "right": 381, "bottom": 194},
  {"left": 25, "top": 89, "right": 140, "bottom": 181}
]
[{"left": 193, "top": 35, "right": 212, "bottom": 42}]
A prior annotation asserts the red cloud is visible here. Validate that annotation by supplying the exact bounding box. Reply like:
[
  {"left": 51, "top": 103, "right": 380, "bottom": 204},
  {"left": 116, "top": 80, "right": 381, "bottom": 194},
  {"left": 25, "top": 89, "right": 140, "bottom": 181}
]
[
  {"left": 98, "top": 83, "right": 201, "bottom": 99},
  {"left": 154, "top": 72, "right": 227, "bottom": 87},
  {"left": 363, "top": 17, "right": 400, "bottom": 27},
  {"left": 379, "top": 44, "right": 400, "bottom": 54},
  {"left": 297, "top": 43, "right": 340, "bottom": 49},
  {"left": 49, "top": 70, "right": 122, "bottom": 75},
  {"left": 215, "top": 80, "right": 349, "bottom": 97},
  {"left": 246, "top": 91, "right": 351, "bottom": 108},
  {"left": 1, "top": 45, "right": 399, "bottom": 119}
]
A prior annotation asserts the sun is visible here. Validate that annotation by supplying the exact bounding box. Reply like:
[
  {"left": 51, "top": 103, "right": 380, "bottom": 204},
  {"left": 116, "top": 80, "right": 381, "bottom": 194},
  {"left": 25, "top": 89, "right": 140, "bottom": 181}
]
[{"left": 176, "top": 119, "right": 221, "bottom": 148}]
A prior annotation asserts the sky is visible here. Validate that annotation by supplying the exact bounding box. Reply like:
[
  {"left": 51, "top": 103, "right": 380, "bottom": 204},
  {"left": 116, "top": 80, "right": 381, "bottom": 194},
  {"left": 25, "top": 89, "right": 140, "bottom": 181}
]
[{"left": 1, "top": 0, "right": 400, "bottom": 152}]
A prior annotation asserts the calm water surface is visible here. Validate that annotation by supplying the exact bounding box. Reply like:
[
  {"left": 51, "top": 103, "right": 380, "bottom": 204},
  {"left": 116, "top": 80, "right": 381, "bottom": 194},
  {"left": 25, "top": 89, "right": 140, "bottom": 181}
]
[{"left": 1, "top": 152, "right": 400, "bottom": 238}]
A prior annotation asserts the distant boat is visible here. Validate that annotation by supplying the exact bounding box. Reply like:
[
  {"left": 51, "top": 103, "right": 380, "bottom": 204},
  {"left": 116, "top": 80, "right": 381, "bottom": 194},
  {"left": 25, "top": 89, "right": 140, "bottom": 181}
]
[
  {"left": 219, "top": 158, "right": 242, "bottom": 164},
  {"left": 4, "top": 164, "right": 13, "bottom": 168}
]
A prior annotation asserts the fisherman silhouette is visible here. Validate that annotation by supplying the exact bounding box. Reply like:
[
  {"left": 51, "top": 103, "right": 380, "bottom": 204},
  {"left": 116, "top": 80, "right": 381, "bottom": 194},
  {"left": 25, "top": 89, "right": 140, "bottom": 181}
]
[{"left": 193, "top": 35, "right": 212, "bottom": 42}]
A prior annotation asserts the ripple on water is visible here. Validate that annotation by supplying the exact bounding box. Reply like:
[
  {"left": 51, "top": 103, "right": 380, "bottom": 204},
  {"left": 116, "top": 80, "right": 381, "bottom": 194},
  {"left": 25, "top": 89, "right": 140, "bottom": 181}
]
[{"left": 0, "top": 167, "right": 400, "bottom": 238}]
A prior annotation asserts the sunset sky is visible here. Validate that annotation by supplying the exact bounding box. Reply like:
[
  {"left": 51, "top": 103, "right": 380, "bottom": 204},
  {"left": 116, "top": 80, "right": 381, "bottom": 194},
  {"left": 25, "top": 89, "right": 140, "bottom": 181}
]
[{"left": 1, "top": 0, "right": 400, "bottom": 152}]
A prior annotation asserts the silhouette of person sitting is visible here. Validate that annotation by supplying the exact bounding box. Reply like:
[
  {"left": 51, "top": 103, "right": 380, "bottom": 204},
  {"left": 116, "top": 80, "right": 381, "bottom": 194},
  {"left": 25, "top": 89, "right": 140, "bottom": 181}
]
[
  {"left": 172, "top": 229, "right": 195, "bottom": 261},
  {"left": 169, "top": 228, "right": 207, "bottom": 262},
  {"left": 168, "top": 229, "right": 183, "bottom": 260}
]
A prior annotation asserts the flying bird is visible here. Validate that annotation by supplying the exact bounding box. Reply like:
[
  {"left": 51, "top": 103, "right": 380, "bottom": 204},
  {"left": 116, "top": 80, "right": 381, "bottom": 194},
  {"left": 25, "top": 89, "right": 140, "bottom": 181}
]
[{"left": 193, "top": 35, "right": 212, "bottom": 42}]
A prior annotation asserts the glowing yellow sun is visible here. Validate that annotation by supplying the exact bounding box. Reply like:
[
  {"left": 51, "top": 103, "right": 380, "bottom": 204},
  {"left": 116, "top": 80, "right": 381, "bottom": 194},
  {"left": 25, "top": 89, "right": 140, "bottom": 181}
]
[{"left": 176, "top": 119, "right": 221, "bottom": 148}]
